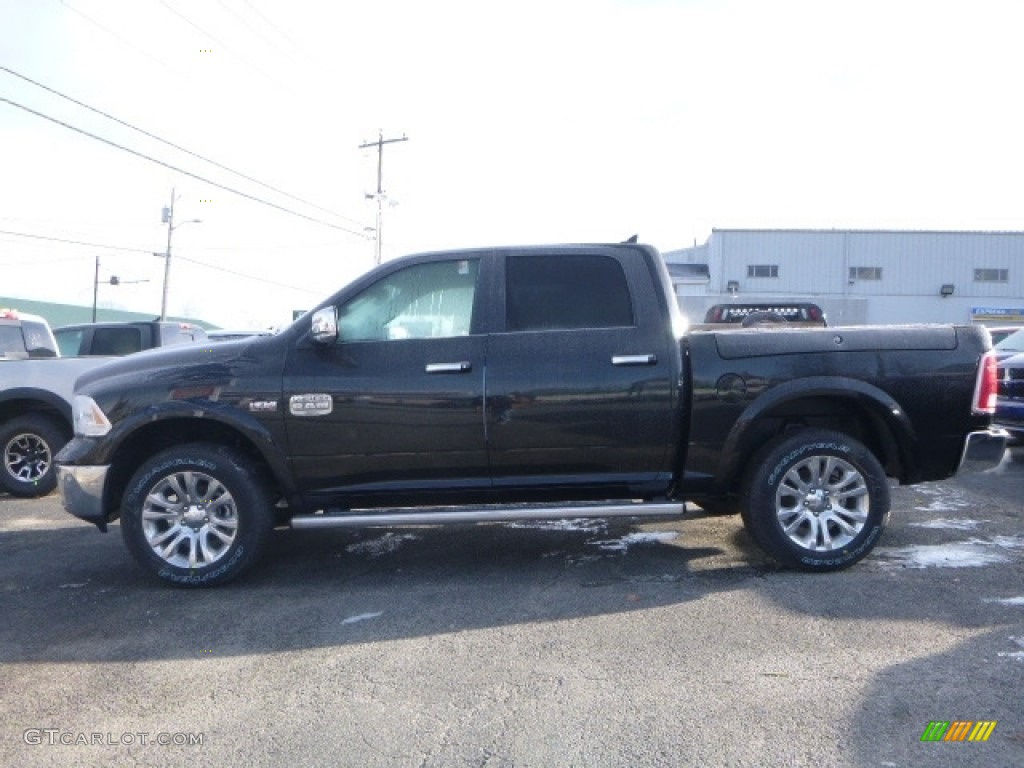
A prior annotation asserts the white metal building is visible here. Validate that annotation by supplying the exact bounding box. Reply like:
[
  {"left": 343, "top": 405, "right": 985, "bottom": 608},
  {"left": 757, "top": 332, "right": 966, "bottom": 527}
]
[{"left": 663, "top": 229, "right": 1024, "bottom": 328}]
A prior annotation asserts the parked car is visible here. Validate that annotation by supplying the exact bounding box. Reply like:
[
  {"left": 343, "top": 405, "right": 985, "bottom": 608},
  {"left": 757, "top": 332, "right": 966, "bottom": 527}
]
[
  {"left": 696, "top": 302, "right": 827, "bottom": 328},
  {"left": 54, "top": 321, "right": 207, "bottom": 357},
  {"left": 995, "top": 351, "right": 1024, "bottom": 445},
  {"left": 1, "top": 310, "right": 116, "bottom": 496},
  {"left": 994, "top": 327, "right": 1024, "bottom": 361},
  {"left": 985, "top": 325, "right": 1022, "bottom": 346},
  {"left": 0, "top": 309, "right": 59, "bottom": 359},
  {"left": 56, "top": 242, "right": 1004, "bottom": 587}
]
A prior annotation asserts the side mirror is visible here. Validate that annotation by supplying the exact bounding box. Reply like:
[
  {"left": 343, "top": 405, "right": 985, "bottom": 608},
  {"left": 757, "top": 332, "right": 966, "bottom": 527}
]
[{"left": 310, "top": 307, "right": 338, "bottom": 344}]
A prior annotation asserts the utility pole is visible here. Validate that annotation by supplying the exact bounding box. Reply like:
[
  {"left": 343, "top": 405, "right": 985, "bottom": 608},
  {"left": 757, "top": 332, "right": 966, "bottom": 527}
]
[
  {"left": 157, "top": 188, "right": 200, "bottom": 320},
  {"left": 359, "top": 130, "right": 408, "bottom": 264},
  {"left": 160, "top": 188, "right": 175, "bottom": 321}
]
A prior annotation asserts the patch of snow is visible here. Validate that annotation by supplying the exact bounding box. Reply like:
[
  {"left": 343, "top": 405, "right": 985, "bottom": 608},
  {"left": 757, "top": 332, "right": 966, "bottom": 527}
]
[
  {"left": 991, "top": 535, "right": 1024, "bottom": 550},
  {"left": 346, "top": 533, "right": 418, "bottom": 557},
  {"left": 909, "top": 518, "right": 986, "bottom": 531},
  {"left": 590, "top": 531, "right": 678, "bottom": 553},
  {"left": 503, "top": 519, "right": 606, "bottom": 533},
  {"left": 873, "top": 542, "right": 1010, "bottom": 569},
  {"left": 997, "top": 636, "right": 1024, "bottom": 662},
  {"left": 983, "top": 597, "right": 1024, "bottom": 606},
  {"left": 342, "top": 612, "right": 383, "bottom": 625}
]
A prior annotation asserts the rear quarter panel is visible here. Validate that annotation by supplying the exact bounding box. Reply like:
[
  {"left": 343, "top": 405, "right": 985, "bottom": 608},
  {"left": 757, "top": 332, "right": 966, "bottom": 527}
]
[{"left": 682, "top": 324, "right": 991, "bottom": 489}]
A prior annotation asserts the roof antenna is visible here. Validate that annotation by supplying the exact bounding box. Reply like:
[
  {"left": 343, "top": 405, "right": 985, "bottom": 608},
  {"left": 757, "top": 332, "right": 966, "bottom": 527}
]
[{"left": 622, "top": 234, "right": 638, "bottom": 243}]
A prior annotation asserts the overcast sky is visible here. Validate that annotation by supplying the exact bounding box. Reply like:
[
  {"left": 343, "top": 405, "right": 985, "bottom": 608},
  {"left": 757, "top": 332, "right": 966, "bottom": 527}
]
[{"left": 2, "top": 0, "right": 1023, "bottom": 329}]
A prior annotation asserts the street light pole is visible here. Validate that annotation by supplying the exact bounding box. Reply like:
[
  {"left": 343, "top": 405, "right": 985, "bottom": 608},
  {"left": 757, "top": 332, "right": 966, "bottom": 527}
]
[{"left": 92, "top": 256, "right": 101, "bottom": 322}]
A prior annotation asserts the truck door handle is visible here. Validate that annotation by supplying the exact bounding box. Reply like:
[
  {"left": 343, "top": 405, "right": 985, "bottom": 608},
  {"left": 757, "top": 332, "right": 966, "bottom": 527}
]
[
  {"left": 612, "top": 354, "right": 657, "bottom": 366},
  {"left": 425, "top": 361, "right": 472, "bottom": 374}
]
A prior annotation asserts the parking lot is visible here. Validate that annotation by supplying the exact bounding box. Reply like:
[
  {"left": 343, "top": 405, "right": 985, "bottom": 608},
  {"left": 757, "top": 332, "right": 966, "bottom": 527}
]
[{"left": 1, "top": 452, "right": 1022, "bottom": 767}]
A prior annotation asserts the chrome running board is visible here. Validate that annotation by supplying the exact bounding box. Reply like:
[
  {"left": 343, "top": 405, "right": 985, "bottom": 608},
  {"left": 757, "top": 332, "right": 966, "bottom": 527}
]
[{"left": 290, "top": 502, "right": 686, "bottom": 530}]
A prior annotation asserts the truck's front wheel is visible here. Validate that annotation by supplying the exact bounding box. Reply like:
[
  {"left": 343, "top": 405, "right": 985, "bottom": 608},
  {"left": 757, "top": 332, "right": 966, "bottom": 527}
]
[
  {"left": 120, "top": 444, "right": 274, "bottom": 587},
  {"left": 740, "top": 429, "right": 890, "bottom": 571}
]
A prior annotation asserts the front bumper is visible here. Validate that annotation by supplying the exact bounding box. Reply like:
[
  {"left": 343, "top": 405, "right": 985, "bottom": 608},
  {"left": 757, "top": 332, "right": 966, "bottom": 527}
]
[
  {"left": 57, "top": 464, "right": 111, "bottom": 531},
  {"left": 958, "top": 428, "right": 1010, "bottom": 473}
]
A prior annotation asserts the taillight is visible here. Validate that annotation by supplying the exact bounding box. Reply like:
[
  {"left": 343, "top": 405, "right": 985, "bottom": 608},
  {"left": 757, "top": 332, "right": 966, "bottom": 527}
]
[{"left": 972, "top": 351, "right": 999, "bottom": 414}]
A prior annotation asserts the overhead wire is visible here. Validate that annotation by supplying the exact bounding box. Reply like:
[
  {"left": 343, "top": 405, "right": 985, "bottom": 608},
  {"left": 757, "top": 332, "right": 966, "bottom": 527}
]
[
  {"left": 155, "top": 0, "right": 289, "bottom": 92},
  {"left": 0, "top": 65, "right": 364, "bottom": 228},
  {"left": 60, "top": 0, "right": 202, "bottom": 88},
  {"left": 174, "top": 254, "right": 325, "bottom": 295},
  {"left": 0, "top": 229, "right": 331, "bottom": 295},
  {"left": 0, "top": 97, "right": 370, "bottom": 238},
  {"left": 0, "top": 228, "right": 151, "bottom": 253}
]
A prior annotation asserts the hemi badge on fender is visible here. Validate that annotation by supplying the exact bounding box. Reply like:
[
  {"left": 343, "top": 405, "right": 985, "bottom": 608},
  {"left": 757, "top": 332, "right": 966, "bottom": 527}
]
[
  {"left": 289, "top": 394, "right": 333, "bottom": 416},
  {"left": 248, "top": 400, "right": 278, "bottom": 412}
]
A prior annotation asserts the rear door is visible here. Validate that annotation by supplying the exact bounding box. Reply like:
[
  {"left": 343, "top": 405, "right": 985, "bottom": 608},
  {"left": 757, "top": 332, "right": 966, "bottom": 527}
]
[{"left": 485, "top": 247, "right": 677, "bottom": 491}]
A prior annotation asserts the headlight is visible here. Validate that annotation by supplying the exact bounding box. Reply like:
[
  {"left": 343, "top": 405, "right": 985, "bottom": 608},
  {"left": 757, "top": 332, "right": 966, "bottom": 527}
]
[{"left": 73, "top": 395, "right": 112, "bottom": 437}]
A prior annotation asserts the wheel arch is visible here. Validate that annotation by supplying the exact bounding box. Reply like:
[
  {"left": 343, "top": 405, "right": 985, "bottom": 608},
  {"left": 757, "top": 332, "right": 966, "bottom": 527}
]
[
  {"left": 0, "top": 391, "right": 73, "bottom": 436},
  {"left": 101, "top": 415, "right": 298, "bottom": 522},
  {"left": 716, "top": 377, "right": 917, "bottom": 490}
]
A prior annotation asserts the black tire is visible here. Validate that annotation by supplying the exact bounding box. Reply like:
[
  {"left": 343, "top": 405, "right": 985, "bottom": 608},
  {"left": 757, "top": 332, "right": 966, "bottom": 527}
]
[
  {"left": 120, "top": 444, "right": 274, "bottom": 587},
  {"left": 0, "top": 414, "right": 68, "bottom": 497},
  {"left": 739, "top": 429, "right": 889, "bottom": 572}
]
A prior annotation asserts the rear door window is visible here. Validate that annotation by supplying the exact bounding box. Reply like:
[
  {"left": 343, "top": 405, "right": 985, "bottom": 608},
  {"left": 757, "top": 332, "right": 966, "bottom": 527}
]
[
  {"left": 505, "top": 254, "right": 634, "bottom": 331},
  {"left": 92, "top": 327, "right": 143, "bottom": 355}
]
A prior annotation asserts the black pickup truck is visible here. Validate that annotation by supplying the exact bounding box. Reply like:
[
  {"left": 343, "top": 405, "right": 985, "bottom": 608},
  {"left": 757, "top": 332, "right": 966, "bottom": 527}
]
[{"left": 55, "top": 244, "right": 1006, "bottom": 586}]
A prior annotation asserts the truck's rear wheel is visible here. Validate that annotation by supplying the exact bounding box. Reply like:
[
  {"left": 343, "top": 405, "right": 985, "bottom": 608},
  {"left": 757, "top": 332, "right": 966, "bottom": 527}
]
[
  {"left": 120, "top": 444, "right": 274, "bottom": 587},
  {"left": 740, "top": 429, "right": 889, "bottom": 571},
  {"left": 1, "top": 414, "right": 67, "bottom": 497}
]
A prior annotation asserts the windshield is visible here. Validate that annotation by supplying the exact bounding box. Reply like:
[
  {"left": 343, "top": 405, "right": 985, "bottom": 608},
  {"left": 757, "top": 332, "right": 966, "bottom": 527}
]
[{"left": 995, "top": 328, "right": 1024, "bottom": 354}]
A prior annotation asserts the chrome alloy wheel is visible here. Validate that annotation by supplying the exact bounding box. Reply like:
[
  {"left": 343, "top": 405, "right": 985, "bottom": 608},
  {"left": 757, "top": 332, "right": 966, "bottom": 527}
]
[
  {"left": 775, "top": 455, "right": 869, "bottom": 551},
  {"left": 141, "top": 471, "right": 239, "bottom": 568},
  {"left": 4, "top": 432, "right": 51, "bottom": 483}
]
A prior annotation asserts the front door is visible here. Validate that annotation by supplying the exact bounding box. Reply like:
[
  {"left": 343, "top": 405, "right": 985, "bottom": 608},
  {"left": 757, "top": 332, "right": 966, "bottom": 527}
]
[{"left": 283, "top": 256, "right": 488, "bottom": 504}]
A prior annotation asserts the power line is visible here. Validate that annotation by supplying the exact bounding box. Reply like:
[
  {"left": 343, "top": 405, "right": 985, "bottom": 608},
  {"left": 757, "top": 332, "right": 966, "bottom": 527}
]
[
  {"left": 172, "top": 255, "right": 324, "bottom": 296},
  {"left": 0, "top": 65, "right": 363, "bottom": 228},
  {"left": 60, "top": 0, "right": 201, "bottom": 88},
  {"left": 241, "top": 0, "right": 333, "bottom": 77},
  {"left": 0, "top": 97, "right": 370, "bottom": 238},
  {"left": 0, "top": 229, "right": 151, "bottom": 253},
  {"left": 156, "top": 0, "right": 289, "bottom": 92},
  {"left": 1, "top": 228, "right": 337, "bottom": 296}
]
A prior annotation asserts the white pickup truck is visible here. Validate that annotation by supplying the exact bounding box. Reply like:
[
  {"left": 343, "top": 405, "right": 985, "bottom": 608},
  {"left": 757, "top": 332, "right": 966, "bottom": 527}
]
[{"left": 1, "top": 310, "right": 113, "bottom": 496}]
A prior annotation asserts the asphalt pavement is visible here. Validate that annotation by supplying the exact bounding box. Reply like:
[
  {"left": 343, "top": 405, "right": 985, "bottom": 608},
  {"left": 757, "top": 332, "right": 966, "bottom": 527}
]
[{"left": 1, "top": 451, "right": 1022, "bottom": 767}]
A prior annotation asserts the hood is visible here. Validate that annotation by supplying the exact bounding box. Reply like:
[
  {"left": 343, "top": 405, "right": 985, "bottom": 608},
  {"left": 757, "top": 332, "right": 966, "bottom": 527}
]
[{"left": 74, "top": 336, "right": 275, "bottom": 393}]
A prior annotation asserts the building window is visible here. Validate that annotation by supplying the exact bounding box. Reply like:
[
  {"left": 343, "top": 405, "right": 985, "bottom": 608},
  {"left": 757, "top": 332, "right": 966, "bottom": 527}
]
[
  {"left": 974, "top": 268, "right": 1009, "bottom": 283},
  {"left": 849, "top": 266, "right": 882, "bottom": 281},
  {"left": 747, "top": 264, "right": 778, "bottom": 278}
]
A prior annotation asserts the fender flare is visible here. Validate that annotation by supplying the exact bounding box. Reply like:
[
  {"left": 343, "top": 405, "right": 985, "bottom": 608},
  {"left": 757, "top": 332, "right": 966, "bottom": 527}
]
[{"left": 716, "top": 376, "right": 917, "bottom": 485}]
